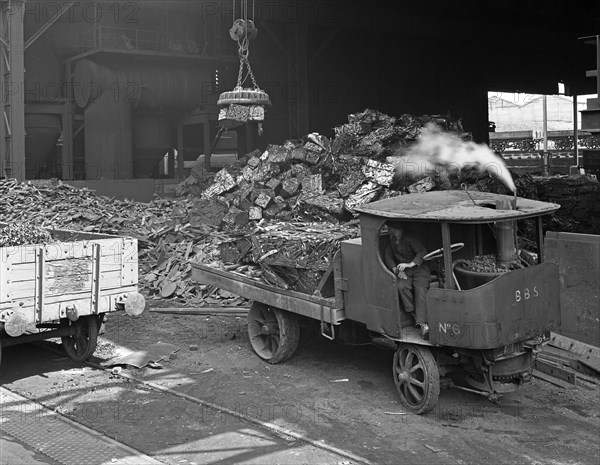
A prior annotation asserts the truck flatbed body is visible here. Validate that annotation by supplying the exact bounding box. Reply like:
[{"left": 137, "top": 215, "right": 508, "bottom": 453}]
[{"left": 191, "top": 262, "right": 345, "bottom": 324}]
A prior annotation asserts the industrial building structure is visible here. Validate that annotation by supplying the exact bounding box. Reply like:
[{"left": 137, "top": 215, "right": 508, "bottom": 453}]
[{"left": 1, "top": 0, "right": 599, "bottom": 198}]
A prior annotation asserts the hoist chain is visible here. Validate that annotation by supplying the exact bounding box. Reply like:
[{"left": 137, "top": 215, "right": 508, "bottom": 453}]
[
  {"left": 236, "top": 41, "right": 260, "bottom": 90},
  {"left": 231, "top": 0, "right": 260, "bottom": 91}
]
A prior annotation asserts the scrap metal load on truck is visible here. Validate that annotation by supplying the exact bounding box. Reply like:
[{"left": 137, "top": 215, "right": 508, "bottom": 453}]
[{"left": 192, "top": 190, "right": 561, "bottom": 414}]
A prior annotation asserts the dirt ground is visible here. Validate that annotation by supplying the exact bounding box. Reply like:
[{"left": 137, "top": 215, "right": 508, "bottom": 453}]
[{"left": 1, "top": 305, "right": 599, "bottom": 465}]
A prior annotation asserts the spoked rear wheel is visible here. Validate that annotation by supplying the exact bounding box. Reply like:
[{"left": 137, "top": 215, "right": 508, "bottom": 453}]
[
  {"left": 61, "top": 315, "right": 99, "bottom": 362},
  {"left": 247, "top": 303, "right": 300, "bottom": 364},
  {"left": 393, "top": 343, "right": 440, "bottom": 414}
]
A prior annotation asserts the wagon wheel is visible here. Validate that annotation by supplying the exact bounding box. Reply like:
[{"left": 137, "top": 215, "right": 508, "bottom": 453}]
[
  {"left": 61, "top": 315, "right": 99, "bottom": 362},
  {"left": 393, "top": 343, "right": 440, "bottom": 414},
  {"left": 247, "top": 303, "right": 300, "bottom": 364}
]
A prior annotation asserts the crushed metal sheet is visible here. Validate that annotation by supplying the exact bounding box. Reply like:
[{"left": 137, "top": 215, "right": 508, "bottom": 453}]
[{"left": 103, "top": 342, "right": 180, "bottom": 368}]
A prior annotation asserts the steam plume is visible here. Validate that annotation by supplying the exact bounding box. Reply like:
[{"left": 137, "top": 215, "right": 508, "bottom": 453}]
[{"left": 394, "top": 124, "right": 516, "bottom": 192}]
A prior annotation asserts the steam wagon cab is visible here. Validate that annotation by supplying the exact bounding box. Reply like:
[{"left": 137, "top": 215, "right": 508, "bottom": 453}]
[{"left": 346, "top": 190, "right": 562, "bottom": 413}]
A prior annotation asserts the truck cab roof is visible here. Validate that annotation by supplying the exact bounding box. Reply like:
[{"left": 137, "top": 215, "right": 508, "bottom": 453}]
[{"left": 355, "top": 190, "right": 560, "bottom": 223}]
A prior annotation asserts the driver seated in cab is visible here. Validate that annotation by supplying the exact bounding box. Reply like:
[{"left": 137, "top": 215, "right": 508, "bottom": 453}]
[{"left": 383, "top": 222, "right": 431, "bottom": 338}]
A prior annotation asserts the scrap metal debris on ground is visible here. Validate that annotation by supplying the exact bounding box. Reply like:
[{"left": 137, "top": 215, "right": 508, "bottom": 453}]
[
  {"left": 103, "top": 342, "right": 180, "bottom": 369},
  {"left": 533, "top": 333, "right": 600, "bottom": 389}
]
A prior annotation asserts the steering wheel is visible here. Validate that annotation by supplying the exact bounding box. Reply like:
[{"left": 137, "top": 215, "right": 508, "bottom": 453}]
[{"left": 423, "top": 242, "right": 465, "bottom": 261}]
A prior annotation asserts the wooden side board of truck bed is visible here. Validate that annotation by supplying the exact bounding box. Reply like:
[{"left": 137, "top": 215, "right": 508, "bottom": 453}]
[{"left": 191, "top": 262, "right": 346, "bottom": 325}]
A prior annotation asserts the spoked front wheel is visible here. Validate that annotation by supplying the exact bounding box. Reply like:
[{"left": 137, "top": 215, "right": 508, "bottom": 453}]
[
  {"left": 247, "top": 303, "right": 300, "bottom": 364},
  {"left": 61, "top": 315, "right": 99, "bottom": 362},
  {"left": 393, "top": 343, "right": 440, "bottom": 414}
]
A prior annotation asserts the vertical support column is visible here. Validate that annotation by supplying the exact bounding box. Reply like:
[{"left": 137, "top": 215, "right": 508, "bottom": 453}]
[
  {"left": 536, "top": 216, "right": 545, "bottom": 264},
  {"left": 0, "top": 3, "right": 6, "bottom": 177},
  {"left": 441, "top": 222, "right": 455, "bottom": 290},
  {"left": 596, "top": 35, "right": 600, "bottom": 97},
  {"left": 1, "top": 0, "right": 26, "bottom": 181},
  {"left": 542, "top": 95, "right": 549, "bottom": 176},
  {"left": 61, "top": 100, "right": 74, "bottom": 180},
  {"left": 62, "top": 60, "right": 74, "bottom": 180},
  {"left": 167, "top": 148, "right": 175, "bottom": 178},
  {"left": 287, "top": 23, "right": 309, "bottom": 138},
  {"left": 176, "top": 124, "right": 184, "bottom": 179},
  {"left": 203, "top": 120, "right": 211, "bottom": 170},
  {"left": 573, "top": 94, "right": 579, "bottom": 167}
]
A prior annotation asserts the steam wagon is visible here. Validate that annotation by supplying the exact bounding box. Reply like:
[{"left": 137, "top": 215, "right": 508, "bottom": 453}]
[{"left": 192, "top": 191, "right": 561, "bottom": 413}]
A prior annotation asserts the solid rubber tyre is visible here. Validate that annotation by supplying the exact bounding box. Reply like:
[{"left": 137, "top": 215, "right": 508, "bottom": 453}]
[
  {"left": 247, "top": 303, "right": 300, "bottom": 364},
  {"left": 393, "top": 343, "right": 440, "bottom": 414}
]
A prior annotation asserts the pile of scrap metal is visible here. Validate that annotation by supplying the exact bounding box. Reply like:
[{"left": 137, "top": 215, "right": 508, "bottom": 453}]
[
  {"left": 176, "top": 109, "right": 476, "bottom": 292},
  {"left": 0, "top": 223, "right": 53, "bottom": 247},
  {"left": 536, "top": 175, "right": 600, "bottom": 234},
  {"left": 0, "top": 178, "right": 178, "bottom": 237},
  {"left": 0, "top": 178, "right": 223, "bottom": 304},
  {"left": 178, "top": 109, "right": 474, "bottom": 227}
]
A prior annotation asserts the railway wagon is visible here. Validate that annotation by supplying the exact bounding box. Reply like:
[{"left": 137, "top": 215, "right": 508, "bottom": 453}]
[{"left": 0, "top": 225, "right": 146, "bottom": 365}]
